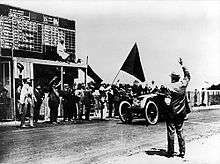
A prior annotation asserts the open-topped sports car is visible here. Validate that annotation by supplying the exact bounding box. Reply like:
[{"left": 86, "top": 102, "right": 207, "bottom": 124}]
[{"left": 119, "top": 92, "right": 169, "bottom": 125}]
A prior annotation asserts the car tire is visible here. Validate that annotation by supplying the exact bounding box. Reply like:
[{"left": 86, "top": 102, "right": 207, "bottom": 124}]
[
  {"left": 145, "top": 100, "right": 159, "bottom": 125},
  {"left": 119, "top": 101, "right": 132, "bottom": 124}
]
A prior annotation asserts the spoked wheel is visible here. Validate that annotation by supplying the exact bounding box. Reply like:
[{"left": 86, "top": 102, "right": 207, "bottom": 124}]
[
  {"left": 119, "top": 101, "right": 132, "bottom": 124},
  {"left": 145, "top": 101, "right": 159, "bottom": 125}
]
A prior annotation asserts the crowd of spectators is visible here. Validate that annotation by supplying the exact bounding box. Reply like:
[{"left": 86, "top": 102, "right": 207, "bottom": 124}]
[
  {"left": 9, "top": 73, "right": 220, "bottom": 128},
  {"left": 15, "top": 76, "right": 167, "bottom": 127}
]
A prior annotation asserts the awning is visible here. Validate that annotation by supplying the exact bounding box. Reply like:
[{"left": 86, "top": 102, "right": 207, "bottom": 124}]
[
  {"left": 14, "top": 57, "right": 87, "bottom": 68},
  {"left": 14, "top": 57, "right": 86, "bottom": 79}
]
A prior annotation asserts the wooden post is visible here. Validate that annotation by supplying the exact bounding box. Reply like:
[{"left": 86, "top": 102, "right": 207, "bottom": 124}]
[
  {"left": 12, "top": 61, "right": 16, "bottom": 120},
  {"left": 61, "top": 66, "right": 64, "bottom": 90},
  {"left": 60, "top": 66, "right": 64, "bottom": 117},
  {"left": 11, "top": 44, "right": 16, "bottom": 120}
]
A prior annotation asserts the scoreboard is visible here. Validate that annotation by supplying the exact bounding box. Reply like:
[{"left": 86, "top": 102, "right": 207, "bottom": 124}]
[{"left": 0, "top": 4, "right": 75, "bottom": 61}]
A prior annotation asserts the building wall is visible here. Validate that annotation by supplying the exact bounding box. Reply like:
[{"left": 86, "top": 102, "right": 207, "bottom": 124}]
[{"left": 0, "top": 4, "right": 78, "bottom": 120}]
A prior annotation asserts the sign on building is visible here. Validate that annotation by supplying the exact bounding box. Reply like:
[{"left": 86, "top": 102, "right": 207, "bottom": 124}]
[{"left": 0, "top": 4, "right": 75, "bottom": 61}]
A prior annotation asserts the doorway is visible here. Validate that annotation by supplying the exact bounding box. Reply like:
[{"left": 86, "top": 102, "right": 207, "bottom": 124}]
[{"left": 0, "top": 60, "right": 13, "bottom": 120}]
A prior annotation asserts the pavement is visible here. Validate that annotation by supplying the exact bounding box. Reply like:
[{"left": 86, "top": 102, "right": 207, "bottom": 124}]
[{"left": 99, "top": 133, "right": 220, "bottom": 164}]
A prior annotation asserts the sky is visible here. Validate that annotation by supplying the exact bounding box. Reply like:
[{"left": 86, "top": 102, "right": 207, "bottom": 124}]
[{"left": 2, "top": 0, "right": 220, "bottom": 90}]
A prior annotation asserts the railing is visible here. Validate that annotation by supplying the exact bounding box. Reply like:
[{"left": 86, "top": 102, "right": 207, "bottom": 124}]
[{"left": 187, "top": 90, "right": 220, "bottom": 107}]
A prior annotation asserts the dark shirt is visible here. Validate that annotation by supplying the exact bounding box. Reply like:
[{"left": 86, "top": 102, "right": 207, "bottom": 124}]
[
  {"left": 34, "top": 89, "right": 43, "bottom": 104},
  {"left": 83, "top": 90, "right": 94, "bottom": 107},
  {"left": 48, "top": 87, "right": 60, "bottom": 106},
  {"left": 167, "top": 66, "right": 191, "bottom": 118}
]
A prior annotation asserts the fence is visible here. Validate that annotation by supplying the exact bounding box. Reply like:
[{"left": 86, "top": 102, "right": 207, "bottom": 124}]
[{"left": 187, "top": 90, "right": 220, "bottom": 107}]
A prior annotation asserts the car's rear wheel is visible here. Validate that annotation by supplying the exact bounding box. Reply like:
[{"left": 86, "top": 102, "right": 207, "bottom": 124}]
[
  {"left": 119, "top": 101, "right": 132, "bottom": 123},
  {"left": 145, "top": 100, "right": 159, "bottom": 125}
]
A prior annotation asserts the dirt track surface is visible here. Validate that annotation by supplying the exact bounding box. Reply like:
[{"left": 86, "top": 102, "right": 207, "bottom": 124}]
[{"left": 1, "top": 109, "right": 220, "bottom": 164}]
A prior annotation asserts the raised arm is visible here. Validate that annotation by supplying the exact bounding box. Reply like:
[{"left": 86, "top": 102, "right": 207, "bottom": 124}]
[{"left": 179, "top": 58, "right": 190, "bottom": 86}]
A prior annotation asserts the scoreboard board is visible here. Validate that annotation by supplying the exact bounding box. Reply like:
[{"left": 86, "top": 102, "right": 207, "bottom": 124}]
[{"left": 0, "top": 4, "right": 75, "bottom": 61}]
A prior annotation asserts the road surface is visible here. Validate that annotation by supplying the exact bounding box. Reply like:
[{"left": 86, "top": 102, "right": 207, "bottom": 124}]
[{"left": 0, "top": 109, "right": 220, "bottom": 164}]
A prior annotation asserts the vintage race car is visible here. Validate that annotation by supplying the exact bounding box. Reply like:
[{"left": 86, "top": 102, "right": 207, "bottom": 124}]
[{"left": 119, "top": 92, "right": 169, "bottom": 125}]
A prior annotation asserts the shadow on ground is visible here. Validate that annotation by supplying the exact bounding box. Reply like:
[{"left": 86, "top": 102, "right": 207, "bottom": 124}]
[
  {"left": 117, "top": 119, "right": 166, "bottom": 126},
  {"left": 145, "top": 148, "right": 169, "bottom": 157},
  {"left": 117, "top": 119, "right": 147, "bottom": 126}
]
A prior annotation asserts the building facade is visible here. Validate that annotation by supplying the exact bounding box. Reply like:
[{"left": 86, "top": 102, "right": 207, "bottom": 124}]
[{"left": 0, "top": 4, "right": 86, "bottom": 120}]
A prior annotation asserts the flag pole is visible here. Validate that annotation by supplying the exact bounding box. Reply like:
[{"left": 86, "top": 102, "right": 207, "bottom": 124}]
[
  {"left": 85, "top": 56, "right": 88, "bottom": 87},
  {"left": 112, "top": 69, "right": 121, "bottom": 85}
]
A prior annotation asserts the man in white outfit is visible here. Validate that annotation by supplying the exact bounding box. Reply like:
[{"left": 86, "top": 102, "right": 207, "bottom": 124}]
[
  {"left": 20, "top": 78, "right": 36, "bottom": 127},
  {"left": 57, "top": 39, "right": 70, "bottom": 60}
]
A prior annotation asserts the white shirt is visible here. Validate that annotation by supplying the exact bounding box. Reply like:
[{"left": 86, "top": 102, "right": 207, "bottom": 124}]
[
  {"left": 57, "top": 42, "right": 69, "bottom": 59},
  {"left": 20, "top": 84, "right": 35, "bottom": 104}
]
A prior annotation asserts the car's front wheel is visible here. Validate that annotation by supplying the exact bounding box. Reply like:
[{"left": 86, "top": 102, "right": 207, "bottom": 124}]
[
  {"left": 145, "top": 100, "right": 159, "bottom": 125},
  {"left": 119, "top": 101, "right": 132, "bottom": 124}
]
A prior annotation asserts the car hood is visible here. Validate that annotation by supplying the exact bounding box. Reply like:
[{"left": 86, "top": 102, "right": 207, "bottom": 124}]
[
  {"left": 137, "top": 94, "right": 157, "bottom": 108},
  {"left": 138, "top": 93, "right": 157, "bottom": 99}
]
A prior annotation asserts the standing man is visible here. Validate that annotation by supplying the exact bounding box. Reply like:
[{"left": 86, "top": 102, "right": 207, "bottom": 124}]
[
  {"left": 112, "top": 85, "right": 120, "bottom": 117},
  {"left": 165, "top": 58, "right": 191, "bottom": 158},
  {"left": 193, "top": 88, "right": 199, "bottom": 107},
  {"left": 83, "top": 86, "right": 94, "bottom": 120},
  {"left": 70, "top": 85, "right": 77, "bottom": 121},
  {"left": 75, "top": 84, "right": 84, "bottom": 120},
  {"left": 201, "top": 88, "right": 205, "bottom": 106},
  {"left": 99, "top": 83, "right": 107, "bottom": 119},
  {"left": 48, "top": 78, "right": 60, "bottom": 124},
  {"left": 61, "top": 84, "right": 73, "bottom": 122},
  {"left": 33, "top": 85, "right": 43, "bottom": 123},
  {"left": 107, "top": 86, "right": 114, "bottom": 118},
  {"left": 19, "top": 78, "right": 36, "bottom": 127}
]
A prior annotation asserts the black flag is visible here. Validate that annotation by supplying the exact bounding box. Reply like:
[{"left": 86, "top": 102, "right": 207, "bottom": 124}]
[
  {"left": 81, "top": 65, "right": 103, "bottom": 84},
  {"left": 120, "top": 43, "right": 145, "bottom": 82},
  {"left": 87, "top": 65, "right": 103, "bottom": 84}
]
